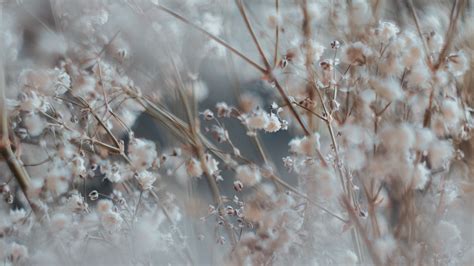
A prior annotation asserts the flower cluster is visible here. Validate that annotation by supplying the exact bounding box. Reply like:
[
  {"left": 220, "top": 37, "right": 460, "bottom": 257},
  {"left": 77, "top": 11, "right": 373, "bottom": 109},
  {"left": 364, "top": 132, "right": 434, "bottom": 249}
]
[{"left": 0, "top": 0, "right": 472, "bottom": 265}]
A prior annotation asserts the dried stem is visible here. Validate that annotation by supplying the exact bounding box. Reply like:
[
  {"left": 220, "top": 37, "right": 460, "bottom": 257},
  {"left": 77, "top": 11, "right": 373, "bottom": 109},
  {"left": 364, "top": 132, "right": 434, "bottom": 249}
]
[
  {"left": 0, "top": 3, "right": 40, "bottom": 217},
  {"left": 273, "top": 0, "right": 280, "bottom": 68},
  {"left": 156, "top": 4, "right": 266, "bottom": 73}
]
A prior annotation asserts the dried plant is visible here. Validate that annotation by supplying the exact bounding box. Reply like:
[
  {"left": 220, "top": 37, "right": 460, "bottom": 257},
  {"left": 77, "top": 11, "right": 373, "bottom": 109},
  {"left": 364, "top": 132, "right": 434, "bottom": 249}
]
[{"left": 0, "top": 0, "right": 473, "bottom": 265}]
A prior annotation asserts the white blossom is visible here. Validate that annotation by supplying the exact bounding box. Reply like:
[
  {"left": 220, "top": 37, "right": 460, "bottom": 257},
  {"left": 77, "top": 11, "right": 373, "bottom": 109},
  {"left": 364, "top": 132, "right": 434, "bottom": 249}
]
[{"left": 235, "top": 164, "right": 261, "bottom": 187}]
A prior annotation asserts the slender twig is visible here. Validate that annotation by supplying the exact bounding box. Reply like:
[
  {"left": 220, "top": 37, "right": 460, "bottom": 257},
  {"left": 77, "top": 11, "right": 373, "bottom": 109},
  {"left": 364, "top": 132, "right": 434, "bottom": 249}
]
[
  {"left": 433, "top": 0, "right": 465, "bottom": 70},
  {"left": 407, "top": 0, "right": 432, "bottom": 67},
  {"left": 156, "top": 4, "right": 266, "bottom": 73},
  {"left": 273, "top": 0, "right": 280, "bottom": 68},
  {"left": 342, "top": 197, "right": 382, "bottom": 266},
  {"left": 235, "top": 0, "right": 271, "bottom": 70},
  {"left": 0, "top": 4, "right": 40, "bottom": 216}
]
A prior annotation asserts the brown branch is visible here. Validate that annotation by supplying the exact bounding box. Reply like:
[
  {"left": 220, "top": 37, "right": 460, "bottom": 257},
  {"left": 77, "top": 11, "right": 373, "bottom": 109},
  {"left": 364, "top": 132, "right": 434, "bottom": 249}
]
[{"left": 0, "top": 4, "right": 40, "bottom": 216}]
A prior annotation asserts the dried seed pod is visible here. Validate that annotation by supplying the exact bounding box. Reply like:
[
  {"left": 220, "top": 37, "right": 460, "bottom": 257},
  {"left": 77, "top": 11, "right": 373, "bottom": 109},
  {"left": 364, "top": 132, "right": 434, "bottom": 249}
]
[{"left": 88, "top": 190, "right": 99, "bottom": 201}]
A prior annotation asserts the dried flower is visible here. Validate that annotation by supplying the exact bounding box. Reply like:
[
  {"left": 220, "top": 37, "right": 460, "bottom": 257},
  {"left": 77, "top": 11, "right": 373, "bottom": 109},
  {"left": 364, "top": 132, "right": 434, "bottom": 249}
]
[
  {"left": 186, "top": 158, "right": 203, "bottom": 178},
  {"left": 136, "top": 171, "right": 156, "bottom": 190},
  {"left": 341, "top": 42, "right": 372, "bottom": 65},
  {"left": 235, "top": 164, "right": 261, "bottom": 187}
]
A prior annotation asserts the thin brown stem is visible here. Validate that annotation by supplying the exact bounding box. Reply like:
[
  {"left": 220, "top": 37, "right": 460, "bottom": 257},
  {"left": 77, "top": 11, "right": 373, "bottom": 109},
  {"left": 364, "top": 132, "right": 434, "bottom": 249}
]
[
  {"left": 273, "top": 0, "right": 280, "bottom": 68},
  {"left": 156, "top": 4, "right": 266, "bottom": 73},
  {"left": 0, "top": 3, "right": 40, "bottom": 216}
]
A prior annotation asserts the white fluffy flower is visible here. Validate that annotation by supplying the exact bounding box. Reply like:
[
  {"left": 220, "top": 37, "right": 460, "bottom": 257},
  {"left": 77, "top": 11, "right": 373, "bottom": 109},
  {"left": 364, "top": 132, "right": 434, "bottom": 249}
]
[
  {"left": 414, "top": 127, "right": 435, "bottom": 151},
  {"left": 204, "top": 154, "right": 221, "bottom": 180},
  {"left": 289, "top": 133, "right": 321, "bottom": 156},
  {"left": 379, "top": 124, "right": 415, "bottom": 153},
  {"left": 311, "top": 41, "right": 326, "bottom": 62},
  {"left": 71, "top": 156, "right": 86, "bottom": 176},
  {"left": 369, "top": 78, "right": 403, "bottom": 101},
  {"left": 97, "top": 199, "right": 113, "bottom": 214},
  {"left": 264, "top": 113, "right": 281, "bottom": 133},
  {"left": 50, "top": 213, "right": 71, "bottom": 232},
  {"left": 413, "top": 163, "right": 429, "bottom": 189},
  {"left": 428, "top": 140, "right": 453, "bottom": 169},
  {"left": 376, "top": 21, "right": 399, "bottom": 42},
  {"left": 9, "top": 243, "right": 28, "bottom": 263},
  {"left": 246, "top": 110, "right": 270, "bottom": 130},
  {"left": 374, "top": 236, "right": 397, "bottom": 264},
  {"left": 441, "top": 98, "right": 462, "bottom": 124},
  {"left": 341, "top": 42, "right": 372, "bottom": 65},
  {"left": 406, "top": 63, "right": 431, "bottom": 88},
  {"left": 446, "top": 51, "right": 469, "bottom": 77},
  {"left": 186, "top": 158, "right": 203, "bottom": 178},
  {"left": 136, "top": 171, "right": 156, "bottom": 190},
  {"left": 185, "top": 79, "right": 209, "bottom": 102},
  {"left": 128, "top": 138, "right": 157, "bottom": 171},
  {"left": 66, "top": 193, "right": 88, "bottom": 212},
  {"left": 45, "top": 167, "right": 70, "bottom": 195},
  {"left": 235, "top": 164, "right": 261, "bottom": 187},
  {"left": 101, "top": 210, "right": 123, "bottom": 231},
  {"left": 23, "top": 113, "right": 47, "bottom": 137},
  {"left": 19, "top": 91, "right": 43, "bottom": 112}
]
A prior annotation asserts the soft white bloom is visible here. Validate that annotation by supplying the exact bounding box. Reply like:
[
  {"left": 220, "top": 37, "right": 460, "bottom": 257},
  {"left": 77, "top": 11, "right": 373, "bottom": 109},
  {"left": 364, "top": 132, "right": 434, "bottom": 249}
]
[
  {"left": 23, "top": 113, "right": 47, "bottom": 137},
  {"left": 235, "top": 164, "right": 261, "bottom": 187},
  {"left": 446, "top": 51, "right": 469, "bottom": 77},
  {"left": 216, "top": 102, "right": 231, "bottom": 117},
  {"left": 50, "top": 213, "right": 71, "bottom": 232},
  {"left": 9, "top": 243, "right": 28, "bottom": 263},
  {"left": 97, "top": 199, "right": 114, "bottom": 214},
  {"left": 441, "top": 98, "right": 462, "bottom": 125},
  {"left": 101, "top": 210, "right": 123, "bottom": 231},
  {"left": 128, "top": 138, "right": 158, "bottom": 171},
  {"left": 71, "top": 75, "right": 96, "bottom": 101},
  {"left": 104, "top": 163, "right": 125, "bottom": 183},
  {"left": 341, "top": 42, "right": 372, "bottom": 65},
  {"left": 136, "top": 170, "right": 156, "bottom": 190},
  {"left": 289, "top": 133, "right": 321, "bottom": 156},
  {"left": 71, "top": 156, "right": 86, "bottom": 176},
  {"left": 413, "top": 163, "right": 429, "bottom": 189},
  {"left": 66, "top": 193, "right": 88, "bottom": 212},
  {"left": 414, "top": 127, "right": 435, "bottom": 151},
  {"left": 46, "top": 167, "right": 70, "bottom": 195},
  {"left": 204, "top": 154, "right": 221, "bottom": 180},
  {"left": 375, "top": 21, "right": 400, "bottom": 42},
  {"left": 264, "top": 113, "right": 281, "bottom": 133},
  {"left": 315, "top": 169, "right": 338, "bottom": 199},
  {"left": 369, "top": 78, "right": 403, "bottom": 101},
  {"left": 185, "top": 79, "right": 209, "bottom": 102},
  {"left": 428, "top": 140, "right": 453, "bottom": 169},
  {"left": 345, "top": 147, "right": 366, "bottom": 171},
  {"left": 426, "top": 31, "right": 444, "bottom": 53},
  {"left": 379, "top": 124, "right": 415, "bottom": 153},
  {"left": 402, "top": 46, "right": 422, "bottom": 68},
  {"left": 186, "top": 158, "right": 203, "bottom": 178},
  {"left": 19, "top": 91, "right": 43, "bottom": 112},
  {"left": 406, "top": 63, "right": 431, "bottom": 88},
  {"left": 374, "top": 236, "right": 397, "bottom": 264},
  {"left": 311, "top": 41, "right": 326, "bottom": 62},
  {"left": 359, "top": 89, "right": 376, "bottom": 104},
  {"left": 245, "top": 110, "right": 270, "bottom": 130}
]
